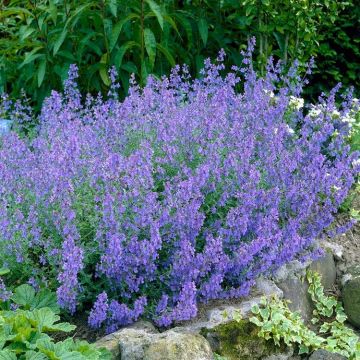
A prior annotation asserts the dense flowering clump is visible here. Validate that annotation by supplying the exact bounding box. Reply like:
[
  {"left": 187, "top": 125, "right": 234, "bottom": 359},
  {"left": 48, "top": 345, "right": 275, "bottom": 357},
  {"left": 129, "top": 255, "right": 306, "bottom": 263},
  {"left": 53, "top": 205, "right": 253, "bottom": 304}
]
[{"left": 0, "top": 46, "right": 359, "bottom": 331}]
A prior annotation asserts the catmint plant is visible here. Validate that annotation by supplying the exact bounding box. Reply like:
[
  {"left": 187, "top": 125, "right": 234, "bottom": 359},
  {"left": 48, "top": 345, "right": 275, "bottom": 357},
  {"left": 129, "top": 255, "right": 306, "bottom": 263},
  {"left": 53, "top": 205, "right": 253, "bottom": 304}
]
[{"left": 0, "top": 43, "right": 358, "bottom": 332}]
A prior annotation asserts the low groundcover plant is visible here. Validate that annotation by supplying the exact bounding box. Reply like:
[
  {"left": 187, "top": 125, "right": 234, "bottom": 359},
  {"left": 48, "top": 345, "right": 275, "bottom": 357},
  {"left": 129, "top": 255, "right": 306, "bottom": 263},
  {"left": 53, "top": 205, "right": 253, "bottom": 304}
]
[{"left": 0, "top": 42, "right": 359, "bottom": 333}]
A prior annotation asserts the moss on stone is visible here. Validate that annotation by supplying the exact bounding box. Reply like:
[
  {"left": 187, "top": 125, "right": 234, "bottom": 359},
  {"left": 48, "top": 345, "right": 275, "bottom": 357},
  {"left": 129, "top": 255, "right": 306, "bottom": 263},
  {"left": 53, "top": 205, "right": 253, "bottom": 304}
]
[{"left": 201, "top": 320, "right": 287, "bottom": 360}]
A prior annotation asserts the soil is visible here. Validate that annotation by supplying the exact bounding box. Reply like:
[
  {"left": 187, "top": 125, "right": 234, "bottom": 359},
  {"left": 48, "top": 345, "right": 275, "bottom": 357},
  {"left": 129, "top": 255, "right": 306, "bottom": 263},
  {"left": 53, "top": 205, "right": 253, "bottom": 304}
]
[{"left": 330, "top": 218, "right": 360, "bottom": 269}]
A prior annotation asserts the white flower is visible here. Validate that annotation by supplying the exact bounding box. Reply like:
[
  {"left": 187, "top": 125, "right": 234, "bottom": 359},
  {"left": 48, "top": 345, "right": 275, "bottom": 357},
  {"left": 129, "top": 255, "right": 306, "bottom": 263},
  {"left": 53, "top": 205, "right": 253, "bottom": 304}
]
[
  {"left": 289, "top": 96, "right": 304, "bottom": 110},
  {"left": 285, "top": 124, "right": 295, "bottom": 135},
  {"left": 340, "top": 114, "right": 355, "bottom": 124},
  {"left": 331, "top": 110, "right": 341, "bottom": 119},
  {"left": 263, "top": 89, "right": 275, "bottom": 98},
  {"left": 352, "top": 159, "right": 360, "bottom": 168},
  {"left": 308, "top": 107, "right": 322, "bottom": 118}
]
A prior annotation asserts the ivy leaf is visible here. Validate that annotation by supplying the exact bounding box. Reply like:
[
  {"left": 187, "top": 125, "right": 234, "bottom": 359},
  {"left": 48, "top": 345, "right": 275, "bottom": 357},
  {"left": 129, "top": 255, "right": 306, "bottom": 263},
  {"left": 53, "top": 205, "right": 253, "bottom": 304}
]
[
  {"left": 145, "top": 0, "right": 164, "bottom": 30},
  {"left": 198, "top": 18, "right": 208, "bottom": 47},
  {"left": 144, "top": 28, "right": 156, "bottom": 69}
]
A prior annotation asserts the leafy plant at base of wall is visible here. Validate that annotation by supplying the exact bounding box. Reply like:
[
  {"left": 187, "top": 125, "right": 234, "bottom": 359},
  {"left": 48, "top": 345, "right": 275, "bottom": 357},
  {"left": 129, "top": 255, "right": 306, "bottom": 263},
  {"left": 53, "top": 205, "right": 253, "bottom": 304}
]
[
  {"left": 249, "top": 271, "right": 360, "bottom": 358},
  {"left": 250, "top": 297, "right": 324, "bottom": 355},
  {"left": 0, "top": 273, "right": 112, "bottom": 359}
]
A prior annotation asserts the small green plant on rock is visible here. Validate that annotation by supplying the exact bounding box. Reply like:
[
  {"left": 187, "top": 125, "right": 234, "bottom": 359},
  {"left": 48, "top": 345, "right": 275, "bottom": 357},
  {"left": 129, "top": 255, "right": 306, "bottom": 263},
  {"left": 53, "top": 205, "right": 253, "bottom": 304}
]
[{"left": 248, "top": 271, "right": 360, "bottom": 359}]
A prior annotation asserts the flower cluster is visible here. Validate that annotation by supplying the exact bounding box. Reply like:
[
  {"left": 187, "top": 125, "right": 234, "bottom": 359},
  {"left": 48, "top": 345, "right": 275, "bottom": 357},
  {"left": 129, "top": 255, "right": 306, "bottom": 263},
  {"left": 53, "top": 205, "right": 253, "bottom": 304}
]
[{"left": 0, "top": 48, "right": 358, "bottom": 331}]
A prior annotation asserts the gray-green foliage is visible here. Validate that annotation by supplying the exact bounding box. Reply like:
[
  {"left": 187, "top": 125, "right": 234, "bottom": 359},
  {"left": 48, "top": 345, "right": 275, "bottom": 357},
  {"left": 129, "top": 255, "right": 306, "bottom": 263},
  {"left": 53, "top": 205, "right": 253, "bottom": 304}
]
[{"left": 249, "top": 271, "right": 360, "bottom": 359}]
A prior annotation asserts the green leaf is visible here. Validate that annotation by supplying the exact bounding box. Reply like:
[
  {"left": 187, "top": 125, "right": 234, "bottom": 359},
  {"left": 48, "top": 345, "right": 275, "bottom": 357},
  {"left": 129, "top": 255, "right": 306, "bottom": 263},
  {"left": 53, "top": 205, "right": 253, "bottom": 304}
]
[
  {"left": 49, "top": 0, "right": 58, "bottom": 25},
  {"left": 0, "top": 350, "right": 17, "bottom": 360},
  {"left": 25, "top": 351, "right": 47, "bottom": 360},
  {"left": 156, "top": 43, "right": 175, "bottom": 67},
  {"left": 18, "top": 48, "right": 44, "bottom": 69},
  {"left": 11, "top": 284, "right": 36, "bottom": 308},
  {"left": 113, "top": 41, "right": 139, "bottom": 70},
  {"left": 28, "top": 308, "right": 76, "bottom": 333},
  {"left": 145, "top": 0, "right": 164, "bottom": 30},
  {"left": 109, "top": 13, "right": 139, "bottom": 52},
  {"left": 99, "top": 67, "right": 111, "bottom": 86},
  {"left": 31, "top": 289, "right": 59, "bottom": 314},
  {"left": 108, "top": 0, "right": 117, "bottom": 17},
  {"left": 53, "top": 29, "right": 68, "bottom": 56},
  {"left": 0, "top": 269, "right": 9, "bottom": 277},
  {"left": 144, "top": 28, "right": 156, "bottom": 68},
  {"left": 37, "top": 59, "right": 46, "bottom": 87},
  {"left": 198, "top": 18, "right": 208, "bottom": 46}
]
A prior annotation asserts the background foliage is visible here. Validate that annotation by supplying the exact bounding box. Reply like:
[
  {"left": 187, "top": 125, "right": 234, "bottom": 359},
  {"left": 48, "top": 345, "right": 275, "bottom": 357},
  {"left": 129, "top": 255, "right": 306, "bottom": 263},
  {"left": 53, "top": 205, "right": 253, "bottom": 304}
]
[{"left": 0, "top": 0, "right": 359, "bottom": 109}]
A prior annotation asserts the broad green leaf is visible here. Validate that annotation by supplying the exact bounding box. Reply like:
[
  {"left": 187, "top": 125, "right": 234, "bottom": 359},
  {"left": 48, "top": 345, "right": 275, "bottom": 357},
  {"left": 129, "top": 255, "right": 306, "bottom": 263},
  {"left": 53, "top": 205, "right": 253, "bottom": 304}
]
[
  {"left": 144, "top": 28, "right": 156, "bottom": 68},
  {"left": 173, "top": 13, "right": 193, "bottom": 48},
  {"left": 99, "top": 67, "right": 111, "bottom": 86},
  {"left": 53, "top": 29, "right": 67, "bottom": 56},
  {"left": 37, "top": 59, "right": 46, "bottom": 87},
  {"left": 141, "top": 60, "right": 148, "bottom": 84},
  {"left": 108, "top": 0, "right": 117, "bottom": 17},
  {"left": 198, "top": 18, "right": 208, "bottom": 46},
  {"left": 27, "top": 308, "right": 76, "bottom": 333},
  {"left": 0, "top": 269, "right": 9, "bottom": 276},
  {"left": 18, "top": 48, "right": 44, "bottom": 69},
  {"left": 145, "top": 0, "right": 164, "bottom": 30},
  {"left": 19, "top": 26, "right": 35, "bottom": 42},
  {"left": 0, "top": 350, "right": 17, "bottom": 360},
  {"left": 11, "top": 285, "right": 36, "bottom": 308},
  {"left": 48, "top": 0, "right": 57, "bottom": 25},
  {"left": 64, "top": 3, "right": 94, "bottom": 29},
  {"left": 31, "top": 289, "right": 59, "bottom": 314},
  {"left": 156, "top": 43, "right": 175, "bottom": 66},
  {"left": 109, "top": 14, "right": 139, "bottom": 52},
  {"left": 113, "top": 41, "right": 139, "bottom": 70},
  {"left": 25, "top": 351, "right": 47, "bottom": 360}
]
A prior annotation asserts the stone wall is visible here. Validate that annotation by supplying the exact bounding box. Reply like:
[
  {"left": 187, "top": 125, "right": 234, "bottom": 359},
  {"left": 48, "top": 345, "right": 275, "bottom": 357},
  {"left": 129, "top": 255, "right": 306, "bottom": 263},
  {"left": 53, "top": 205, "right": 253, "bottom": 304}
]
[{"left": 95, "top": 241, "right": 359, "bottom": 360}]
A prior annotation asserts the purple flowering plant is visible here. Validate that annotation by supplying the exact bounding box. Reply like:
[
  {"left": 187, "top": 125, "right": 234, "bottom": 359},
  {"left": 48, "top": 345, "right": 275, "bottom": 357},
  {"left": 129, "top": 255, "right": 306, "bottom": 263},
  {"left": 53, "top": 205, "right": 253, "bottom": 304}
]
[{"left": 0, "top": 42, "right": 359, "bottom": 333}]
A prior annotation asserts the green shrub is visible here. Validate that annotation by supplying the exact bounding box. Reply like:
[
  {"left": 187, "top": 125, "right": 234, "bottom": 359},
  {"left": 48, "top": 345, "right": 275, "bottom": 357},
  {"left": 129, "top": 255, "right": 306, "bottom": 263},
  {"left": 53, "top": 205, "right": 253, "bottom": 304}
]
[
  {"left": 0, "top": 0, "right": 353, "bottom": 109},
  {"left": 0, "top": 276, "right": 112, "bottom": 360}
]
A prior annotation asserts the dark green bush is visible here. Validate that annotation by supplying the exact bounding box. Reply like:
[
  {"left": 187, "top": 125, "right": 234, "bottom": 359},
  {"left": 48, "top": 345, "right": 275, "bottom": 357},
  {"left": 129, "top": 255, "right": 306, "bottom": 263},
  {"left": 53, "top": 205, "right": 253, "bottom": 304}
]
[{"left": 0, "top": 0, "right": 357, "bottom": 108}]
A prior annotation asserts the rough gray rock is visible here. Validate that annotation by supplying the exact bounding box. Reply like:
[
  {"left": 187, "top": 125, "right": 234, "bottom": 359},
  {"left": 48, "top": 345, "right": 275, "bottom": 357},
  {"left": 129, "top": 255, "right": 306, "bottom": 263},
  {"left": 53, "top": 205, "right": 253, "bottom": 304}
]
[
  {"left": 318, "top": 240, "right": 344, "bottom": 261},
  {"left": 94, "top": 321, "right": 157, "bottom": 358},
  {"left": 173, "top": 278, "right": 283, "bottom": 334},
  {"left": 96, "top": 324, "right": 213, "bottom": 360},
  {"left": 143, "top": 331, "right": 213, "bottom": 360},
  {"left": 342, "top": 264, "right": 360, "bottom": 329},
  {"left": 308, "top": 349, "right": 347, "bottom": 360},
  {"left": 273, "top": 252, "right": 337, "bottom": 323},
  {"left": 309, "top": 250, "right": 337, "bottom": 290},
  {"left": 276, "top": 274, "right": 314, "bottom": 323}
]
